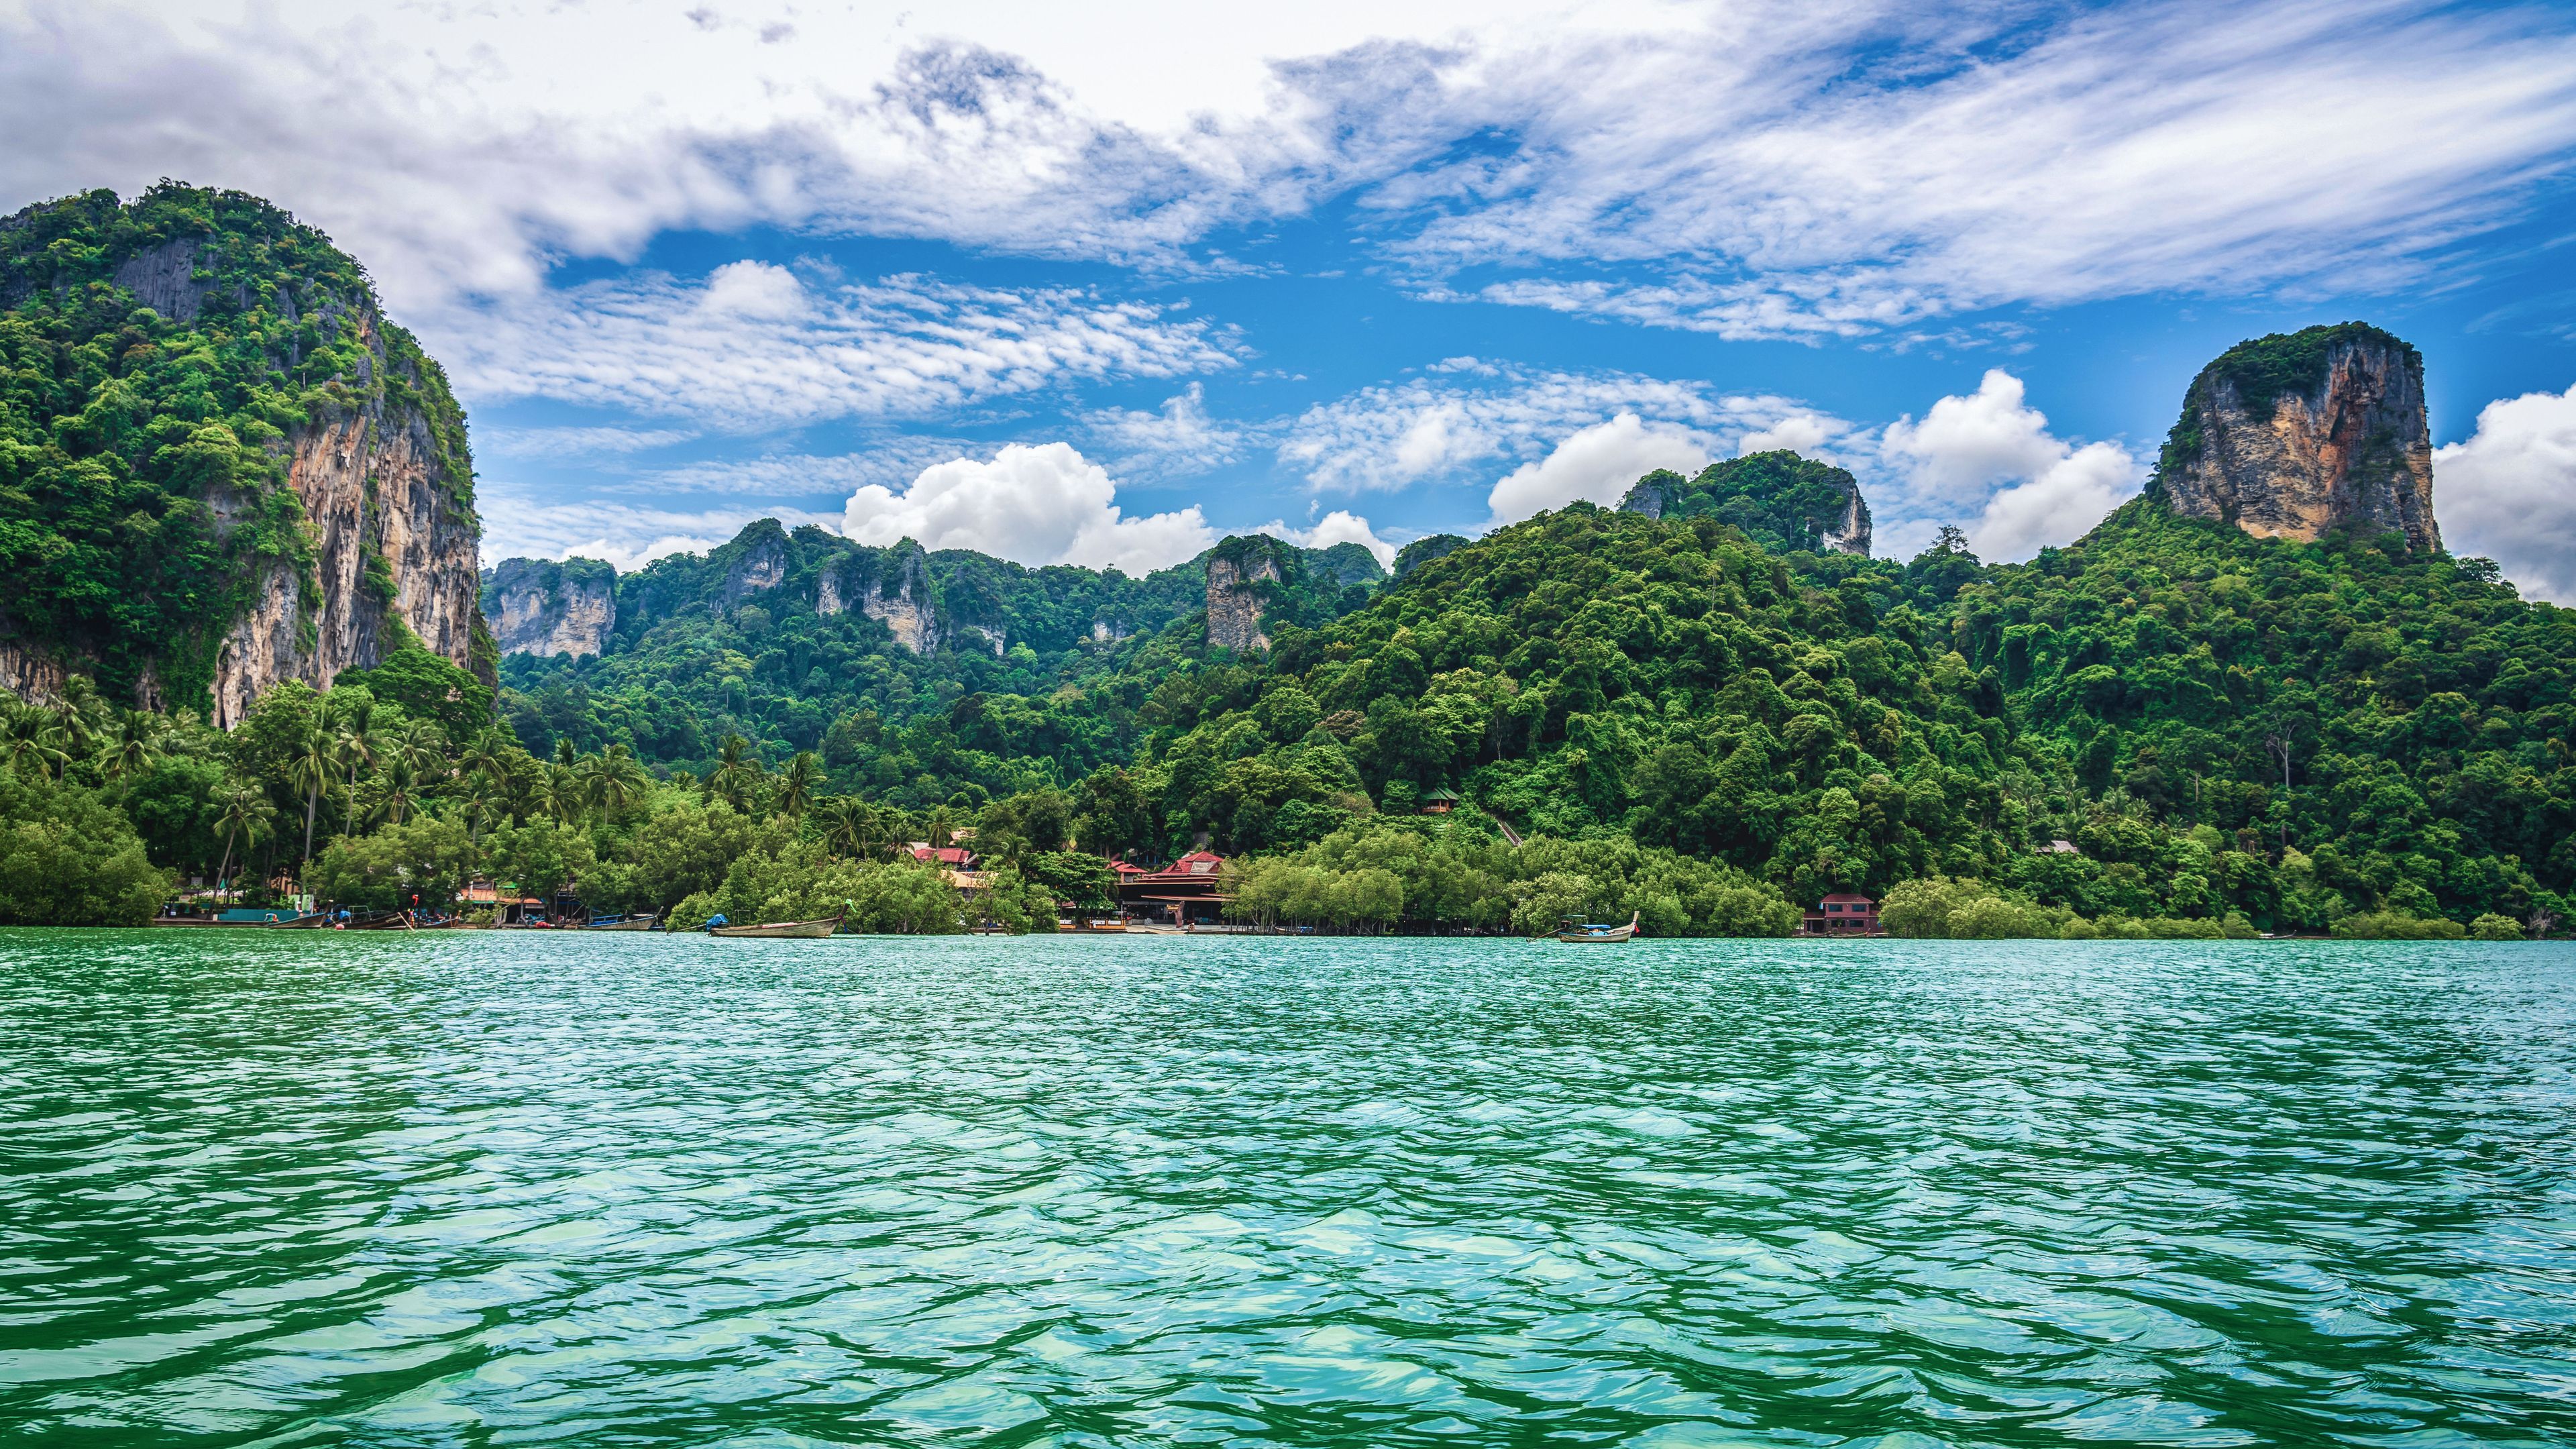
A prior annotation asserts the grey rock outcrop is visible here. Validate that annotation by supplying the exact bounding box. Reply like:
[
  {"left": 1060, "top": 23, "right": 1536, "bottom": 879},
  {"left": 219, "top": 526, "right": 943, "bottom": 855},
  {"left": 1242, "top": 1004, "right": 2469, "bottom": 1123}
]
[
  {"left": 207, "top": 321, "right": 485, "bottom": 727},
  {"left": 1206, "top": 538, "right": 1291, "bottom": 653},
  {"left": 487, "top": 558, "right": 616, "bottom": 658},
  {"left": 2153, "top": 323, "right": 2440, "bottom": 552},
  {"left": 820, "top": 543, "right": 943, "bottom": 655},
  {"left": 723, "top": 531, "right": 788, "bottom": 604}
]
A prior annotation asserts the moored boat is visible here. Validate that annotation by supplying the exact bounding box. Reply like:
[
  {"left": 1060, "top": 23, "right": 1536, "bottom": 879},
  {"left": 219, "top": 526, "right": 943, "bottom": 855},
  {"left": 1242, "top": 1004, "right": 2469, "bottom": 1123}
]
[
  {"left": 708, "top": 913, "right": 843, "bottom": 939},
  {"left": 1556, "top": 911, "right": 1640, "bottom": 943},
  {"left": 581, "top": 914, "right": 659, "bottom": 931},
  {"left": 262, "top": 912, "right": 333, "bottom": 929}
]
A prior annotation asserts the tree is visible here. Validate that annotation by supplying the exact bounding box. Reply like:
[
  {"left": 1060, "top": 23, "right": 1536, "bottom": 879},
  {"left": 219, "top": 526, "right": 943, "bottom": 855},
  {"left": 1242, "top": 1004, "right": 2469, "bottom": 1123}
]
[
  {"left": 708, "top": 735, "right": 761, "bottom": 813},
  {"left": 0, "top": 771, "right": 173, "bottom": 925},
  {"left": 777, "top": 751, "right": 820, "bottom": 821},
  {"left": 212, "top": 785, "right": 273, "bottom": 893},
  {"left": 812, "top": 796, "right": 879, "bottom": 860},
  {"left": 286, "top": 722, "right": 338, "bottom": 869}
]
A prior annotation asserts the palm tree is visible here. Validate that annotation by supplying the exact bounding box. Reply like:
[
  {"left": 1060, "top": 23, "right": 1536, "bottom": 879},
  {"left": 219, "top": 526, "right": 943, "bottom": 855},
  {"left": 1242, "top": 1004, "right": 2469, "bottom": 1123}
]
[
  {"left": 812, "top": 796, "right": 872, "bottom": 859},
  {"left": 461, "top": 733, "right": 516, "bottom": 786},
  {"left": 543, "top": 764, "right": 588, "bottom": 826},
  {"left": 777, "top": 751, "right": 820, "bottom": 821},
  {"left": 390, "top": 720, "right": 446, "bottom": 783},
  {"left": 287, "top": 722, "right": 338, "bottom": 869},
  {"left": 212, "top": 786, "right": 273, "bottom": 896},
  {"left": 455, "top": 771, "right": 501, "bottom": 845},
  {"left": 335, "top": 703, "right": 378, "bottom": 837},
  {"left": 2, "top": 701, "right": 68, "bottom": 780},
  {"left": 588, "top": 744, "right": 649, "bottom": 818},
  {"left": 104, "top": 709, "right": 160, "bottom": 782},
  {"left": 925, "top": 804, "right": 953, "bottom": 849},
  {"left": 371, "top": 757, "right": 421, "bottom": 827},
  {"left": 709, "top": 735, "right": 760, "bottom": 814},
  {"left": 52, "top": 676, "right": 103, "bottom": 760}
]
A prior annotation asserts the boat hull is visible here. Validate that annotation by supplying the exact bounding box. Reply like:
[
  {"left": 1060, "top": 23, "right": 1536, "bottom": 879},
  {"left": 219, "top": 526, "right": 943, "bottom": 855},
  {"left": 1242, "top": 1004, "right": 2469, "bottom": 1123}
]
[
  {"left": 709, "top": 915, "right": 841, "bottom": 938},
  {"left": 581, "top": 917, "right": 659, "bottom": 931}
]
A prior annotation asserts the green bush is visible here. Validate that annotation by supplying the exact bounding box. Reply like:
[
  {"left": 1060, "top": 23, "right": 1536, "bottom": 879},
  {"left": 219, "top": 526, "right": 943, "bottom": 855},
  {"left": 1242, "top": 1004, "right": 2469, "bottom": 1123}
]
[
  {"left": 2470, "top": 913, "right": 2525, "bottom": 941},
  {"left": 0, "top": 771, "right": 173, "bottom": 924},
  {"left": 2332, "top": 912, "right": 2467, "bottom": 941},
  {"left": 307, "top": 816, "right": 470, "bottom": 911}
]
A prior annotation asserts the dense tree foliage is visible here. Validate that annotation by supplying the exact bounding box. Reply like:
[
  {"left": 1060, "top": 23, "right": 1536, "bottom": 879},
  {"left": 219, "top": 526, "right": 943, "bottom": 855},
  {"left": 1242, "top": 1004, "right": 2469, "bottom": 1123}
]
[
  {"left": 492, "top": 519, "right": 1383, "bottom": 805},
  {"left": 0, "top": 184, "right": 473, "bottom": 710},
  {"left": 1618, "top": 451, "right": 1871, "bottom": 555}
]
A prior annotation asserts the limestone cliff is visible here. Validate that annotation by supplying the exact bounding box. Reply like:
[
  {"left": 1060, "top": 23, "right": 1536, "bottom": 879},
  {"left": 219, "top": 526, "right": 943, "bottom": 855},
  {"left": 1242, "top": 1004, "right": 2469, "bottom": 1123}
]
[
  {"left": 486, "top": 558, "right": 616, "bottom": 659},
  {"left": 203, "top": 307, "right": 487, "bottom": 727},
  {"left": 818, "top": 543, "right": 943, "bottom": 655},
  {"left": 0, "top": 186, "right": 492, "bottom": 724},
  {"left": 2151, "top": 323, "right": 2440, "bottom": 552},
  {"left": 1206, "top": 537, "right": 1293, "bottom": 653}
]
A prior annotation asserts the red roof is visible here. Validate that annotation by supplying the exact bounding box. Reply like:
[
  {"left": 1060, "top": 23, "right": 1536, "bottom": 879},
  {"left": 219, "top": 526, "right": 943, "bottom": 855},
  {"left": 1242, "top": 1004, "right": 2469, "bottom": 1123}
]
[
  {"left": 1110, "top": 861, "right": 1150, "bottom": 875},
  {"left": 1814, "top": 893, "right": 1876, "bottom": 908},
  {"left": 1174, "top": 851, "right": 1224, "bottom": 874},
  {"left": 910, "top": 845, "right": 976, "bottom": 867}
]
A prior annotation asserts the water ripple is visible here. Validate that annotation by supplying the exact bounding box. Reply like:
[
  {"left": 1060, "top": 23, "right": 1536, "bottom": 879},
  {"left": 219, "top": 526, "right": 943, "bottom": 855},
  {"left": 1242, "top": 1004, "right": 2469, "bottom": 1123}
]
[{"left": 3, "top": 932, "right": 2574, "bottom": 1445}]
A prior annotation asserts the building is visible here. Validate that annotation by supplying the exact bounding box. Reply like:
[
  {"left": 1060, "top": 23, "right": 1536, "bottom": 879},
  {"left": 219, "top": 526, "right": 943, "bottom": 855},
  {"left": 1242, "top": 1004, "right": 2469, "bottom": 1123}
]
[
  {"left": 1418, "top": 786, "right": 1460, "bottom": 814},
  {"left": 1117, "top": 850, "right": 1229, "bottom": 924},
  {"left": 1802, "top": 893, "right": 1880, "bottom": 935}
]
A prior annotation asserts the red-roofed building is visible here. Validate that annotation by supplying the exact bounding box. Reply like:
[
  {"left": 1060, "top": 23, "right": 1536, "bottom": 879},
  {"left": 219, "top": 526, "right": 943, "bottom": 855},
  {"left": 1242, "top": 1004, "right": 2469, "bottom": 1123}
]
[
  {"left": 909, "top": 845, "right": 977, "bottom": 869},
  {"left": 1802, "top": 893, "right": 1879, "bottom": 936},
  {"left": 1118, "top": 851, "right": 1230, "bottom": 924}
]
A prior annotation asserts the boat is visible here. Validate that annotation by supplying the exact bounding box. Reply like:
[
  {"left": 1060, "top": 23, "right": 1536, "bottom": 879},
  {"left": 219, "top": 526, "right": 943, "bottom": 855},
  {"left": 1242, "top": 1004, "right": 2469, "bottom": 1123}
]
[
  {"left": 1556, "top": 911, "right": 1640, "bottom": 943},
  {"left": 580, "top": 914, "right": 660, "bottom": 931},
  {"left": 708, "top": 912, "right": 843, "bottom": 939},
  {"left": 340, "top": 910, "right": 417, "bottom": 930},
  {"left": 261, "top": 912, "right": 333, "bottom": 929}
]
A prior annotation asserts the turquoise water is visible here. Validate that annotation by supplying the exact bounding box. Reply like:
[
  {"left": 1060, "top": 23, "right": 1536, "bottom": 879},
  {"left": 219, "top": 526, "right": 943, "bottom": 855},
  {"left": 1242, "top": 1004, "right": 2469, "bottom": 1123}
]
[{"left": 5, "top": 932, "right": 2574, "bottom": 1446}]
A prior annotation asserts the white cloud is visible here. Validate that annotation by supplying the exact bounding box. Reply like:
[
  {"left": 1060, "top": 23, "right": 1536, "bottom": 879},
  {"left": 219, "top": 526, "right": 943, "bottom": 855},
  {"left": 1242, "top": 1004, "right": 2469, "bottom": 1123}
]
[
  {"left": 1086, "top": 382, "right": 1250, "bottom": 478},
  {"left": 10, "top": 2, "right": 2569, "bottom": 349},
  {"left": 2435, "top": 385, "right": 2576, "bottom": 604},
  {"left": 1281, "top": 366, "right": 1852, "bottom": 493},
  {"left": 476, "top": 495, "right": 841, "bottom": 572},
  {"left": 1485, "top": 413, "right": 1710, "bottom": 525},
  {"left": 457, "top": 264, "right": 1236, "bottom": 425},
  {"left": 1880, "top": 371, "right": 2074, "bottom": 500},
  {"left": 480, "top": 425, "right": 700, "bottom": 459},
  {"left": 1250, "top": 510, "right": 1399, "bottom": 570},
  {"left": 1879, "top": 370, "right": 2143, "bottom": 560},
  {"left": 840, "top": 442, "right": 1216, "bottom": 575}
]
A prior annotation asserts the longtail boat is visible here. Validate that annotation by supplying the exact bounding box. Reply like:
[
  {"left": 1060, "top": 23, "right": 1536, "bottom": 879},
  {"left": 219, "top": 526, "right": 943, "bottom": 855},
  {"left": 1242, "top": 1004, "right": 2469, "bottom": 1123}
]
[
  {"left": 1556, "top": 911, "right": 1640, "bottom": 943},
  {"left": 581, "top": 914, "right": 660, "bottom": 931},
  {"left": 709, "top": 913, "right": 843, "bottom": 939}
]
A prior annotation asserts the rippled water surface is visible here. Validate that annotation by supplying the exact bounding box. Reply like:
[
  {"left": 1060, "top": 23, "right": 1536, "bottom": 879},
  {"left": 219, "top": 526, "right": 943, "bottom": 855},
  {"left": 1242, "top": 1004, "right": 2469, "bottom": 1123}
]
[{"left": 6, "top": 932, "right": 2576, "bottom": 1446}]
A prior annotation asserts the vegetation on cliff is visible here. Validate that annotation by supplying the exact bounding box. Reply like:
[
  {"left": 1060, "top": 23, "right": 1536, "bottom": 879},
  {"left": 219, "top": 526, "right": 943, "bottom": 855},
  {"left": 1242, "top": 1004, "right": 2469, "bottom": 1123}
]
[
  {"left": 0, "top": 184, "right": 479, "bottom": 712},
  {"left": 1617, "top": 451, "right": 1870, "bottom": 554}
]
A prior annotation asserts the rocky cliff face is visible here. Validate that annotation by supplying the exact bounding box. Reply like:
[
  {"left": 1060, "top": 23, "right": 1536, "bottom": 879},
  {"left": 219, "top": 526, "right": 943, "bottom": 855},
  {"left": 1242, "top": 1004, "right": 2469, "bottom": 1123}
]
[
  {"left": 2153, "top": 323, "right": 2440, "bottom": 552},
  {"left": 1207, "top": 541, "right": 1289, "bottom": 653},
  {"left": 0, "top": 189, "right": 492, "bottom": 725},
  {"left": 208, "top": 307, "right": 486, "bottom": 727},
  {"left": 486, "top": 557, "right": 616, "bottom": 659},
  {"left": 819, "top": 544, "right": 943, "bottom": 654}
]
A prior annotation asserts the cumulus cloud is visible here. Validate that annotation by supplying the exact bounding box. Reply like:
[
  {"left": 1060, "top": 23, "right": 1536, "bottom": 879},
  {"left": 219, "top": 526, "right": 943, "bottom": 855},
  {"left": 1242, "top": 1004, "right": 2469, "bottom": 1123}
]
[
  {"left": 1250, "top": 511, "right": 1399, "bottom": 570},
  {"left": 840, "top": 443, "right": 1217, "bottom": 575},
  {"left": 458, "top": 263, "right": 1236, "bottom": 425},
  {"left": 1879, "top": 370, "right": 2143, "bottom": 560},
  {"left": 1486, "top": 413, "right": 1711, "bottom": 525},
  {"left": 1281, "top": 367, "right": 1850, "bottom": 494},
  {"left": 2436, "top": 385, "right": 2576, "bottom": 604}
]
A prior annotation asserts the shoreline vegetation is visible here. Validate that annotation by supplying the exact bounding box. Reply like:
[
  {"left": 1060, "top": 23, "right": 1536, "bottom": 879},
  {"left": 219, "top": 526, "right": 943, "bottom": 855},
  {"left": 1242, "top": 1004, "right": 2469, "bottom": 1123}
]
[{"left": 0, "top": 186, "right": 2569, "bottom": 941}]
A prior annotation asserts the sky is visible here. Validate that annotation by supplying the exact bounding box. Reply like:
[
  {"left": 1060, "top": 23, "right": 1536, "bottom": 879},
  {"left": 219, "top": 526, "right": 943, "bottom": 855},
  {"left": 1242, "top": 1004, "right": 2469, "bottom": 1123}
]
[{"left": 7, "top": 0, "right": 2576, "bottom": 597}]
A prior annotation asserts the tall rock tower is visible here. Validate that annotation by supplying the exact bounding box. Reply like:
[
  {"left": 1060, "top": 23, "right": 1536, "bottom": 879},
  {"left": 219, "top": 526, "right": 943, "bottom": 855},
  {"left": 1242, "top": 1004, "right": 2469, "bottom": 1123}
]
[{"left": 2150, "top": 323, "right": 2440, "bottom": 552}]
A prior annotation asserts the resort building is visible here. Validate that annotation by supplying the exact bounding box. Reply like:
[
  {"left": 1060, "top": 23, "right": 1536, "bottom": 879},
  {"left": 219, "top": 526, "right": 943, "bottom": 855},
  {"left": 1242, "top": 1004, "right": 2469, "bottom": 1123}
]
[
  {"left": 1803, "top": 893, "right": 1880, "bottom": 935},
  {"left": 1116, "top": 850, "right": 1230, "bottom": 924}
]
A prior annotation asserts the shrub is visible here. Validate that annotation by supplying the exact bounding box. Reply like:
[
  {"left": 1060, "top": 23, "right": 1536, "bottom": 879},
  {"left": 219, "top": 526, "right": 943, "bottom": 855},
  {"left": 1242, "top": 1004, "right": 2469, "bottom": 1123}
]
[
  {"left": 2332, "top": 912, "right": 2467, "bottom": 941},
  {"left": 2470, "top": 913, "right": 2525, "bottom": 941},
  {"left": 0, "top": 771, "right": 174, "bottom": 925}
]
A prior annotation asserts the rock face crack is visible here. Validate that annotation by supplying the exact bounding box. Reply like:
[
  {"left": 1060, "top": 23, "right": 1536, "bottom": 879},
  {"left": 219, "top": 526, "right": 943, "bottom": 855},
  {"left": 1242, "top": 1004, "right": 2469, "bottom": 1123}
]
[{"left": 2157, "top": 325, "right": 2441, "bottom": 553}]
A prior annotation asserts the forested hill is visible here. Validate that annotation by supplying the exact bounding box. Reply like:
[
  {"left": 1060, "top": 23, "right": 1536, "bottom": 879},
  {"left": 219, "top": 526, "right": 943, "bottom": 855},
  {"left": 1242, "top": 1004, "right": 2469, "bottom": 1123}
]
[{"left": 486, "top": 521, "right": 1385, "bottom": 778}]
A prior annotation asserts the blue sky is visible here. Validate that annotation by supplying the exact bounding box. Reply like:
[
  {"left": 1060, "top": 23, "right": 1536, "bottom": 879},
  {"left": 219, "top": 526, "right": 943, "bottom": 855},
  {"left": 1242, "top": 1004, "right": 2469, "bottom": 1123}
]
[{"left": 9, "top": 0, "right": 2576, "bottom": 594}]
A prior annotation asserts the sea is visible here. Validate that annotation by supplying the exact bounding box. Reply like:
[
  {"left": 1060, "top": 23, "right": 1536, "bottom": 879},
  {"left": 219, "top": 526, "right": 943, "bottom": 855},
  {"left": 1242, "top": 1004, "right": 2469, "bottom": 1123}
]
[{"left": 4, "top": 930, "right": 2571, "bottom": 1446}]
